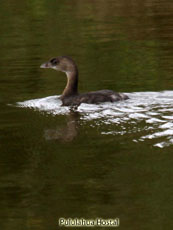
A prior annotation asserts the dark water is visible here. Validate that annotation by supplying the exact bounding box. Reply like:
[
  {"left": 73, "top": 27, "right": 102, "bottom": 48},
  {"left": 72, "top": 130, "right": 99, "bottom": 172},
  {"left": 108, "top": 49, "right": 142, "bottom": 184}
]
[{"left": 0, "top": 0, "right": 173, "bottom": 229}]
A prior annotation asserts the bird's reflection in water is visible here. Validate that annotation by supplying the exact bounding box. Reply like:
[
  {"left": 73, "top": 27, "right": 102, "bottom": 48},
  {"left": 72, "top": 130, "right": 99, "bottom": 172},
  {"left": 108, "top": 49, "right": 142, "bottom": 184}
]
[{"left": 44, "top": 110, "right": 79, "bottom": 142}]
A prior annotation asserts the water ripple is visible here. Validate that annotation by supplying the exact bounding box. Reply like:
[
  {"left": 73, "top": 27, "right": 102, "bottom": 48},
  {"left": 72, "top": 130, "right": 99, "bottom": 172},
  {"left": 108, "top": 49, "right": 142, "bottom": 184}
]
[{"left": 17, "top": 91, "right": 173, "bottom": 148}]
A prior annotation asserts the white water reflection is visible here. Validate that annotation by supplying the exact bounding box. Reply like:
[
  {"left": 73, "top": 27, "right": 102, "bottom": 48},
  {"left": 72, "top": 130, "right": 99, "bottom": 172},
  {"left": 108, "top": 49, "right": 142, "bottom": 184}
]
[{"left": 17, "top": 91, "right": 173, "bottom": 148}]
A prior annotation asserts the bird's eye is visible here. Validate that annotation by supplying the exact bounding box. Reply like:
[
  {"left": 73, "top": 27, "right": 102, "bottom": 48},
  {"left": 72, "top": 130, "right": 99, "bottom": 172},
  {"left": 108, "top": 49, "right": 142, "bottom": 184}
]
[{"left": 50, "top": 58, "right": 58, "bottom": 65}]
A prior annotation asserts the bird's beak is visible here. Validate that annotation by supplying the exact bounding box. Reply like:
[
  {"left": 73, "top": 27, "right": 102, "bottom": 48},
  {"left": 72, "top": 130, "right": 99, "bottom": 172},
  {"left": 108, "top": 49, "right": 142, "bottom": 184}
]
[{"left": 40, "top": 62, "right": 51, "bottom": 68}]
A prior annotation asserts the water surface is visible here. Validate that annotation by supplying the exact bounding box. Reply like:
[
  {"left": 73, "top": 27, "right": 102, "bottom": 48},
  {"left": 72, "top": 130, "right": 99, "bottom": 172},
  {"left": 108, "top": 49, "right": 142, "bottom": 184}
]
[{"left": 0, "top": 0, "right": 173, "bottom": 230}]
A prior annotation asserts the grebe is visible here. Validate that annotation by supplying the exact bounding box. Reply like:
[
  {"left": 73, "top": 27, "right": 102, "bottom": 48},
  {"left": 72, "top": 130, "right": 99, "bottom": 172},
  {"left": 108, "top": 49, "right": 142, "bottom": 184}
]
[{"left": 40, "top": 56, "right": 128, "bottom": 106}]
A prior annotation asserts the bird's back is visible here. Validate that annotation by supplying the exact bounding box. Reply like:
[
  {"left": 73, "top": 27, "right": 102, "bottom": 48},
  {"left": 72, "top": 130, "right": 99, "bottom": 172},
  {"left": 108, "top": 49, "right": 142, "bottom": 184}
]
[{"left": 62, "top": 90, "right": 128, "bottom": 106}]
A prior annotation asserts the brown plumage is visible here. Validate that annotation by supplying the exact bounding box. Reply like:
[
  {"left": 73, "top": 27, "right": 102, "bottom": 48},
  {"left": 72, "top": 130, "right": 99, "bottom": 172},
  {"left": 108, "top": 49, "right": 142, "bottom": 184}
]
[{"left": 40, "top": 56, "right": 129, "bottom": 106}]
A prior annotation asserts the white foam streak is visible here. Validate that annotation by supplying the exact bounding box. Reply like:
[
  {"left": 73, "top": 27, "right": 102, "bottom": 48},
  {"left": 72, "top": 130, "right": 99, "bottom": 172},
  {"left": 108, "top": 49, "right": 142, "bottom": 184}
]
[{"left": 17, "top": 91, "right": 173, "bottom": 148}]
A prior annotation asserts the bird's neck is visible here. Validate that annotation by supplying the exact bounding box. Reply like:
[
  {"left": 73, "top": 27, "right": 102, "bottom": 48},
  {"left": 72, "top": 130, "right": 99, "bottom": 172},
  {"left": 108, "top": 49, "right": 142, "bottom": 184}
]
[{"left": 61, "top": 70, "right": 78, "bottom": 98}]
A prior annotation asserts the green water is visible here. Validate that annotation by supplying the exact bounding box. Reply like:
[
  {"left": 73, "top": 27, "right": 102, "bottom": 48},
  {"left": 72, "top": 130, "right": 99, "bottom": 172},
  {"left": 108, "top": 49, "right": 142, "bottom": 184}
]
[{"left": 0, "top": 0, "right": 173, "bottom": 229}]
